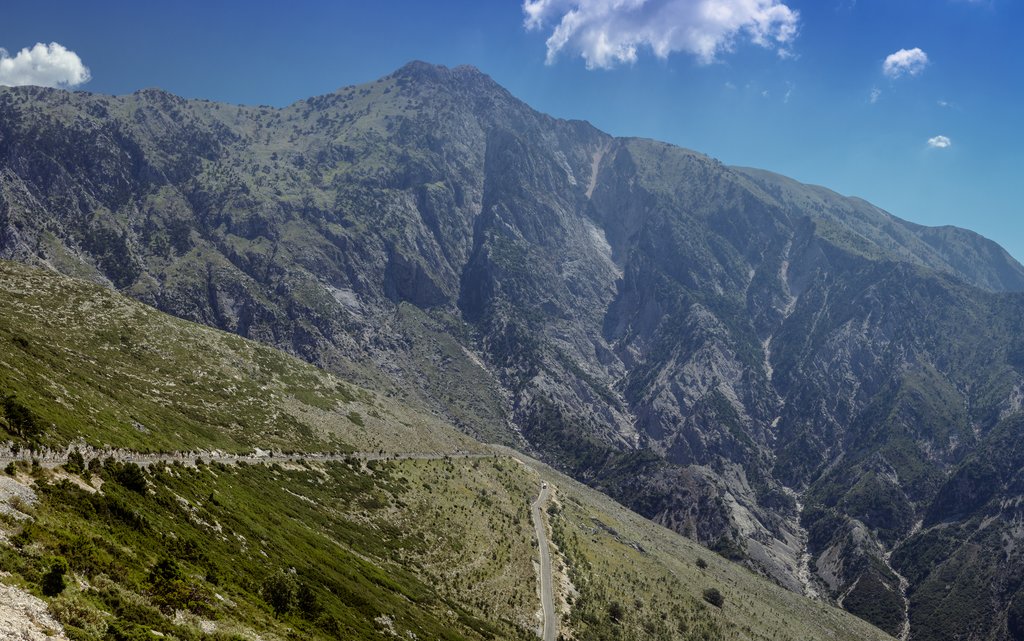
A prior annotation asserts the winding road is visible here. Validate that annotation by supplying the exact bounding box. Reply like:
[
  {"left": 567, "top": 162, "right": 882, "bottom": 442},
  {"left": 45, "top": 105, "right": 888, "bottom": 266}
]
[{"left": 532, "top": 482, "right": 556, "bottom": 641}]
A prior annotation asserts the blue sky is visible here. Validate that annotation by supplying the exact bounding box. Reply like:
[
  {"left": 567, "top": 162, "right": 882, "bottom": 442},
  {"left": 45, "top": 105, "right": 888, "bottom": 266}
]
[{"left": 2, "top": 1, "right": 1022, "bottom": 261}]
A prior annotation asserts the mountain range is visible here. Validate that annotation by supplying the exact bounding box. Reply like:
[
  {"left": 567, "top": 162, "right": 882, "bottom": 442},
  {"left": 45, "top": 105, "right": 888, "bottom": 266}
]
[{"left": 2, "top": 60, "right": 1023, "bottom": 640}]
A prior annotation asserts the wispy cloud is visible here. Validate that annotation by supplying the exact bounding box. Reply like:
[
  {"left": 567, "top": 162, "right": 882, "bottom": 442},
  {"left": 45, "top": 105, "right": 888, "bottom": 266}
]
[
  {"left": 883, "top": 47, "right": 928, "bottom": 79},
  {"left": 522, "top": 0, "right": 800, "bottom": 69},
  {"left": 927, "top": 135, "right": 952, "bottom": 149},
  {"left": 0, "top": 42, "right": 90, "bottom": 88},
  {"left": 869, "top": 87, "right": 881, "bottom": 103}
]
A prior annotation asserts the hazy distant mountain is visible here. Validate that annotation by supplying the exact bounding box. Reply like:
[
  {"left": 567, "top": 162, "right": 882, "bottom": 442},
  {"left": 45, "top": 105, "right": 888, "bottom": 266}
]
[{"left": 3, "top": 61, "right": 1023, "bottom": 639}]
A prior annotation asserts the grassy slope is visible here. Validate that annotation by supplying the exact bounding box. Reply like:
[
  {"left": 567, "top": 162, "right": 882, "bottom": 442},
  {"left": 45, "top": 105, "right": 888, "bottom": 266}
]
[
  {"left": 0, "top": 260, "right": 481, "bottom": 455},
  {"left": 517, "top": 452, "right": 893, "bottom": 641},
  {"left": 0, "top": 261, "right": 891, "bottom": 641}
]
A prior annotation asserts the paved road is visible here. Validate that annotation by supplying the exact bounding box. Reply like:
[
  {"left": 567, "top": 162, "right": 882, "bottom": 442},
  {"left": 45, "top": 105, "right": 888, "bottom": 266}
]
[{"left": 532, "top": 483, "right": 556, "bottom": 641}]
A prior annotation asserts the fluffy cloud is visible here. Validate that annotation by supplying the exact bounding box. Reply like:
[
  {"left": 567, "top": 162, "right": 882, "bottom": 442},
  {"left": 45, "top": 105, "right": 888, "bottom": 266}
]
[
  {"left": 0, "top": 42, "right": 91, "bottom": 88},
  {"left": 927, "top": 135, "right": 952, "bottom": 149},
  {"left": 522, "top": 0, "right": 800, "bottom": 69},
  {"left": 882, "top": 47, "right": 928, "bottom": 79}
]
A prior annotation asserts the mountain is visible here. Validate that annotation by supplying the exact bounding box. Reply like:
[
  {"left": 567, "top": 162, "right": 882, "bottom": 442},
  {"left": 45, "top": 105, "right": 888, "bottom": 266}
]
[
  {"left": 0, "top": 260, "right": 892, "bottom": 641},
  {"left": 2, "top": 61, "right": 1023, "bottom": 639}
]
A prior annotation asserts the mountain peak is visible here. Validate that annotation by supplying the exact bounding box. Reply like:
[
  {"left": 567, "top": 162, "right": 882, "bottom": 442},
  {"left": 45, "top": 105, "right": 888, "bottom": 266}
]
[{"left": 389, "top": 60, "right": 497, "bottom": 90}]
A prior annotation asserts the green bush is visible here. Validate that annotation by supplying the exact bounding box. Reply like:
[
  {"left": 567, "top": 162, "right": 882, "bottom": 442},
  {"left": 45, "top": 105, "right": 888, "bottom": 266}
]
[
  {"left": 2, "top": 395, "right": 42, "bottom": 440},
  {"left": 42, "top": 557, "right": 69, "bottom": 596},
  {"left": 262, "top": 571, "right": 298, "bottom": 617},
  {"left": 702, "top": 588, "right": 724, "bottom": 608},
  {"left": 607, "top": 600, "right": 625, "bottom": 623},
  {"left": 65, "top": 449, "right": 86, "bottom": 474},
  {"left": 105, "top": 620, "right": 155, "bottom": 641},
  {"left": 48, "top": 593, "right": 107, "bottom": 636},
  {"left": 106, "top": 461, "right": 148, "bottom": 494},
  {"left": 146, "top": 557, "right": 212, "bottom": 615},
  {"left": 58, "top": 536, "right": 115, "bottom": 578},
  {"left": 296, "top": 581, "right": 322, "bottom": 619}
]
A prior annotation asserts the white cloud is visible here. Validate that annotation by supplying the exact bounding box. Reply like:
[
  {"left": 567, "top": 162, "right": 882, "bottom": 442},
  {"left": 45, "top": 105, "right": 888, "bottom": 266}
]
[
  {"left": 927, "top": 135, "right": 952, "bottom": 149},
  {"left": 882, "top": 47, "right": 928, "bottom": 79},
  {"left": 522, "top": 0, "right": 800, "bottom": 69},
  {"left": 0, "top": 42, "right": 90, "bottom": 88},
  {"left": 869, "top": 87, "right": 881, "bottom": 103}
]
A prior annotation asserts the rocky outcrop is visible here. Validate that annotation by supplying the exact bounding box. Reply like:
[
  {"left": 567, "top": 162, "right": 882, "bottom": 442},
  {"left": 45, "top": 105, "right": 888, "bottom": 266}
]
[{"left": 0, "top": 581, "right": 69, "bottom": 641}]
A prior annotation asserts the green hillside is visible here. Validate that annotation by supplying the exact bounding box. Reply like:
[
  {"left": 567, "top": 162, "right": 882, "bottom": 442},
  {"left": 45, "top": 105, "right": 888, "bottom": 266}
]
[{"left": 0, "top": 261, "right": 891, "bottom": 641}]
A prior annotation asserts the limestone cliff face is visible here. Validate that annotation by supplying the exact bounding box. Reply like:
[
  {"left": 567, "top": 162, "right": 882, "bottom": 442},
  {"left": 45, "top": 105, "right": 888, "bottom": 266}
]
[{"left": 3, "top": 61, "right": 1024, "bottom": 639}]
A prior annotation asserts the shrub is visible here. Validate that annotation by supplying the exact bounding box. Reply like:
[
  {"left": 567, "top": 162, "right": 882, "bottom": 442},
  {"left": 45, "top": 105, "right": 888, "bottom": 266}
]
[
  {"left": 48, "top": 593, "right": 107, "bottom": 635},
  {"left": 317, "top": 613, "right": 341, "bottom": 636},
  {"left": 607, "top": 600, "right": 625, "bottom": 623},
  {"left": 147, "top": 557, "right": 211, "bottom": 615},
  {"left": 65, "top": 449, "right": 86, "bottom": 475},
  {"left": 2, "top": 395, "right": 42, "bottom": 440},
  {"left": 57, "top": 535, "right": 112, "bottom": 578},
  {"left": 296, "top": 581, "right": 322, "bottom": 619},
  {"left": 107, "top": 461, "right": 147, "bottom": 494},
  {"left": 262, "top": 571, "right": 298, "bottom": 617},
  {"left": 104, "top": 620, "right": 154, "bottom": 641},
  {"left": 696, "top": 557, "right": 708, "bottom": 570},
  {"left": 205, "top": 567, "right": 221, "bottom": 586},
  {"left": 702, "top": 587, "right": 724, "bottom": 608},
  {"left": 42, "top": 557, "right": 69, "bottom": 596}
]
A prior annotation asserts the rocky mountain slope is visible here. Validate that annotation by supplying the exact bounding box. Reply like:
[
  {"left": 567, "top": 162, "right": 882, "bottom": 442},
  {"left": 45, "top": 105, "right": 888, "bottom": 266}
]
[
  {"left": 2, "top": 62, "right": 1023, "bottom": 639},
  {"left": 0, "top": 260, "right": 892, "bottom": 641}
]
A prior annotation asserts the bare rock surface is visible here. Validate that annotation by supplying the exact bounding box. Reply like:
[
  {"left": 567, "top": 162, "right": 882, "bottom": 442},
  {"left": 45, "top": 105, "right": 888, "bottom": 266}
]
[{"left": 0, "top": 581, "right": 69, "bottom": 641}]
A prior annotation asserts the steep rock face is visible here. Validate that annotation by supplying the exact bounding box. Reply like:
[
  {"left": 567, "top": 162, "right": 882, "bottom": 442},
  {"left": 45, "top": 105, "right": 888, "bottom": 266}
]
[{"left": 3, "top": 62, "right": 1024, "bottom": 639}]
